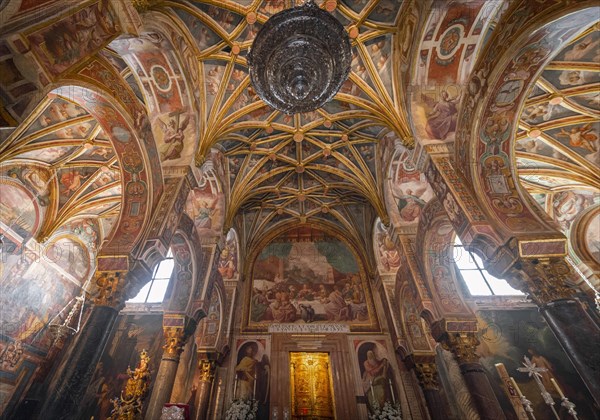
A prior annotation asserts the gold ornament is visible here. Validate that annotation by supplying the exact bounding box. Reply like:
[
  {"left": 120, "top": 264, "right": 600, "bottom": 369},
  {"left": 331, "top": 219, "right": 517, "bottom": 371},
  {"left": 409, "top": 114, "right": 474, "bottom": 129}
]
[
  {"left": 199, "top": 360, "right": 216, "bottom": 382},
  {"left": 108, "top": 349, "right": 152, "bottom": 420},
  {"left": 162, "top": 327, "right": 186, "bottom": 360},
  {"left": 441, "top": 332, "right": 480, "bottom": 364},
  {"left": 513, "top": 258, "right": 575, "bottom": 305},
  {"left": 93, "top": 271, "right": 125, "bottom": 307}
]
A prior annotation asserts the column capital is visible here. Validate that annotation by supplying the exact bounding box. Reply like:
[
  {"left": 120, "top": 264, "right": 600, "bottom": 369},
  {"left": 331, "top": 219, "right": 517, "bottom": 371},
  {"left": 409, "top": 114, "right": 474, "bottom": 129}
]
[
  {"left": 414, "top": 361, "right": 440, "bottom": 391},
  {"left": 92, "top": 270, "right": 127, "bottom": 308},
  {"left": 509, "top": 257, "right": 576, "bottom": 305},
  {"left": 439, "top": 332, "right": 480, "bottom": 365},
  {"left": 198, "top": 359, "right": 217, "bottom": 383},
  {"left": 162, "top": 326, "right": 187, "bottom": 361}
]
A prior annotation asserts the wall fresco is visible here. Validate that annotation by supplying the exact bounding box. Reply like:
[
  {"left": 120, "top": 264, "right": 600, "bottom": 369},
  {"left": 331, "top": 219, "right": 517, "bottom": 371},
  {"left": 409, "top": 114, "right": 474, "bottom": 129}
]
[
  {"left": 476, "top": 309, "right": 598, "bottom": 420},
  {"left": 248, "top": 228, "right": 377, "bottom": 330},
  {"left": 26, "top": 0, "right": 119, "bottom": 77}
]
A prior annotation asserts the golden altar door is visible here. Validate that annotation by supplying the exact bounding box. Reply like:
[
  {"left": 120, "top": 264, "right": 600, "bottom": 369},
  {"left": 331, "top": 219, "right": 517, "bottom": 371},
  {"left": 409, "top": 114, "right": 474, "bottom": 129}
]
[{"left": 289, "top": 352, "right": 336, "bottom": 420}]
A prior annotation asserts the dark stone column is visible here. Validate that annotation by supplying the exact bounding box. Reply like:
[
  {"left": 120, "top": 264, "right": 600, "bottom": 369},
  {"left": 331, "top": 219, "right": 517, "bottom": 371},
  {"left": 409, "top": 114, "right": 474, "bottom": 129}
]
[
  {"left": 411, "top": 360, "right": 446, "bottom": 420},
  {"left": 195, "top": 359, "right": 217, "bottom": 420},
  {"left": 509, "top": 258, "right": 600, "bottom": 406},
  {"left": 145, "top": 318, "right": 194, "bottom": 420},
  {"left": 540, "top": 298, "right": 600, "bottom": 405},
  {"left": 41, "top": 304, "right": 118, "bottom": 419},
  {"left": 440, "top": 332, "right": 506, "bottom": 420}
]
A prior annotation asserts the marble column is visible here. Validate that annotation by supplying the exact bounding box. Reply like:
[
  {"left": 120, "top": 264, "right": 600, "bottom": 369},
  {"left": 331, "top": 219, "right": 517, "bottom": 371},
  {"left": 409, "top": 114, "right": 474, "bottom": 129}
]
[
  {"left": 514, "top": 258, "right": 600, "bottom": 406},
  {"left": 540, "top": 299, "right": 600, "bottom": 404},
  {"left": 440, "top": 332, "right": 505, "bottom": 420},
  {"left": 145, "top": 325, "right": 188, "bottom": 420},
  {"left": 195, "top": 359, "right": 217, "bottom": 420},
  {"left": 412, "top": 361, "right": 446, "bottom": 420},
  {"left": 41, "top": 271, "right": 125, "bottom": 419}
]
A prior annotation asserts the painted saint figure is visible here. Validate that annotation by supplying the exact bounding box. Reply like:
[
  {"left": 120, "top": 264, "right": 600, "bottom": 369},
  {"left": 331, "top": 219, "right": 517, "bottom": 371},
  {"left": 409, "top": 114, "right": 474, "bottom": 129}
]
[
  {"left": 359, "top": 345, "right": 393, "bottom": 408},
  {"left": 234, "top": 341, "right": 270, "bottom": 417}
]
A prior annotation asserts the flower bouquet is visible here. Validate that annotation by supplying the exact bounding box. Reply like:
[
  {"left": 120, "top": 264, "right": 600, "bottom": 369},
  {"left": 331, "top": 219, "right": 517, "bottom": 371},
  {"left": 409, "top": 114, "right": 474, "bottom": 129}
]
[
  {"left": 224, "top": 398, "right": 259, "bottom": 420},
  {"left": 368, "top": 400, "right": 402, "bottom": 420}
]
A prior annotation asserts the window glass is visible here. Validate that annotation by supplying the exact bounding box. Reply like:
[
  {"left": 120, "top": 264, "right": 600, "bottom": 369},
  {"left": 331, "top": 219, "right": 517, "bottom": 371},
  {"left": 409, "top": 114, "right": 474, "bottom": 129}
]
[
  {"left": 127, "top": 250, "right": 175, "bottom": 303},
  {"left": 453, "top": 237, "right": 523, "bottom": 296}
]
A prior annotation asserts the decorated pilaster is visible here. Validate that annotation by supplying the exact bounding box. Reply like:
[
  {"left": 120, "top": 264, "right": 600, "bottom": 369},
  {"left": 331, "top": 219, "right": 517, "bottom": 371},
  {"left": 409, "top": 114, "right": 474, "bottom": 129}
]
[
  {"left": 145, "top": 315, "right": 195, "bottom": 420},
  {"left": 41, "top": 270, "right": 127, "bottom": 419},
  {"left": 432, "top": 323, "right": 506, "bottom": 420},
  {"left": 405, "top": 355, "right": 446, "bottom": 420}
]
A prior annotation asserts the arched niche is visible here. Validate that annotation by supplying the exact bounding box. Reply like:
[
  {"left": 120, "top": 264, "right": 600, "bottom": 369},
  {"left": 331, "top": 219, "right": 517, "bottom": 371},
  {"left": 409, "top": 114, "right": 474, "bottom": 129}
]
[
  {"left": 415, "top": 200, "right": 476, "bottom": 322},
  {"left": 570, "top": 204, "right": 600, "bottom": 277}
]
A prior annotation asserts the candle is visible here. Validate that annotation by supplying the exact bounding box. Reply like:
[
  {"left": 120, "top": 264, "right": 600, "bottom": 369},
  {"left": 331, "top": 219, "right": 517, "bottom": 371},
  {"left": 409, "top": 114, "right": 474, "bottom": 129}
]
[
  {"left": 370, "top": 380, "right": 375, "bottom": 402},
  {"left": 253, "top": 372, "right": 257, "bottom": 399},
  {"left": 233, "top": 375, "right": 238, "bottom": 399},
  {"left": 389, "top": 378, "right": 396, "bottom": 404},
  {"left": 550, "top": 378, "right": 566, "bottom": 399},
  {"left": 509, "top": 377, "right": 524, "bottom": 398}
]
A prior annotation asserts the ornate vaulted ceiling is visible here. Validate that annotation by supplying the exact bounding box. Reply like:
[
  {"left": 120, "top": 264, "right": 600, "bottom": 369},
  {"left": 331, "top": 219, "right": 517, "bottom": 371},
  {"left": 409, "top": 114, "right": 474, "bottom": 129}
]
[
  {"left": 516, "top": 23, "right": 600, "bottom": 240},
  {"left": 162, "top": 0, "right": 412, "bottom": 247},
  {"left": 0, "top": 95, "right": 122, "bottom": 285}
]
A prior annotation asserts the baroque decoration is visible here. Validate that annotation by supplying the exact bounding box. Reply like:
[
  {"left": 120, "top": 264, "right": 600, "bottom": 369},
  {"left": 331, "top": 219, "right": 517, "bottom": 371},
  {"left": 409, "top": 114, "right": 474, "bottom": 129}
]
[
  {"left": 108, "top": 349, "right": 152, "bottom": 420},
  {"left": 1, "top": 0, "right": 600, "bottom": 419}
]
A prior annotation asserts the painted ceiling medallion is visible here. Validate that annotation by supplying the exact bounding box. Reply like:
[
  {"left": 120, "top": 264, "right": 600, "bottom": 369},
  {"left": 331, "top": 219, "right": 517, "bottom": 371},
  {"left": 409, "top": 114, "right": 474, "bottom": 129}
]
[{"left": 248, "top": 0, "right": 351, "bottom": 114}]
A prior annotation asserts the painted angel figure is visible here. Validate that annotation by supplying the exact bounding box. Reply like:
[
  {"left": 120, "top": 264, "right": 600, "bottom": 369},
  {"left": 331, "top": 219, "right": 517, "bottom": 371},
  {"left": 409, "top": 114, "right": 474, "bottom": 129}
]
[
  {"left": 556, "top": 123, "right": 598, "bottom": 152},
  {"left": 158, "top": 110, "right": 190, "bottom": 161},
  {"left": 423, "top": 90, "right": 460, "bottom": 140}
]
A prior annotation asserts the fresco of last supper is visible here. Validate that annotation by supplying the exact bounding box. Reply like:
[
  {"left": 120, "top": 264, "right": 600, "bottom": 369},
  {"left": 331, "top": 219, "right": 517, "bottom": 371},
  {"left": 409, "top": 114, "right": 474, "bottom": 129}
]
[{"left": 247, "top": 228, "right": 378, "bottom": 330}]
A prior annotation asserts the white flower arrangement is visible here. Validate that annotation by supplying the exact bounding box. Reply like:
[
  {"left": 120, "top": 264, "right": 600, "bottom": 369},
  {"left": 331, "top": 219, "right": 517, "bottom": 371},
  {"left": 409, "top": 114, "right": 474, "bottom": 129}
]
[
  {"left": 368, "top": 400, "right": 402, "bottom": 420},
  {"left": 224, "top": 398, "right": 259, "bottom": 420}
]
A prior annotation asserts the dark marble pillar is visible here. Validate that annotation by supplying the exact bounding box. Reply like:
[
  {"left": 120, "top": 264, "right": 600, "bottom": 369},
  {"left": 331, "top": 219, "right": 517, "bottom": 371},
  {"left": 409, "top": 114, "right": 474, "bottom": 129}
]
[
  {"left": 441, "top": 332, "right": 506, "bottom": 420},
  {"left": 540, "top": 298, "right": 600, "bottom": 405},
  {"left": 145, "top": 325, "right": 188, "bottom": 420},
  {"left": 412, "top": 361, "right": 446, "bottom": 420},
  {"left": 195, "top": 359, "right": 217, "bottom": 420},
  {"left": 510, "top": 258, "right": 600, "bottom": 406},
  {"left": 41, "top": 304, "right": 118, "bottom": 420}
]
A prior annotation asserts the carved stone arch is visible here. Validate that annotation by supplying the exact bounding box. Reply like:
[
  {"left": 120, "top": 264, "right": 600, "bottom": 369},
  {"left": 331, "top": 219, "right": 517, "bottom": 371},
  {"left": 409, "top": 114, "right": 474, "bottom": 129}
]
[
  {"left": 416, "top": 200, "right": 475, "bottom": 322},
  {"left": 456, "top": 2, "right": 599, "bottom": 249},
  {"left": 195, "top": 279, "right": 226, "bottom": 352},
  {"left": 166, "top": 231, "right": 195, "bottom": 313},
  {"left": 2, "top": 70, "right": 160, "bottom": 284},
  {"left": 396, "top": 282, "right": 435, "bottom": 359},
  {"left": 570, "top": 204, "right": 600, "bottom": 278}
]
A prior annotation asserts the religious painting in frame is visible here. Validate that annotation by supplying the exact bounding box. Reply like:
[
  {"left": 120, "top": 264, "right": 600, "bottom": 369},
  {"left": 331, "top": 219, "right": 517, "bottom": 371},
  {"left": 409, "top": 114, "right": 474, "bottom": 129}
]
[
  {"left": 349, "top": 337, "right": 400, "bottom": 411},
  {"left": 244, "top": 227, "right": 379, "bottom": 332},
  {"left": 231, "top": 337, "right": 271, "bottom": 419}
]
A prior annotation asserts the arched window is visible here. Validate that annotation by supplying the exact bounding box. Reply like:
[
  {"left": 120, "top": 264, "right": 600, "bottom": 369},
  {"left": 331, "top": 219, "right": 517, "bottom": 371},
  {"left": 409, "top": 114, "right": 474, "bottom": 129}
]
[
  {"left": 128, "top": 249, "right": 175, "bottom": 303},
  {"left": 453, "top": 237, "right": 523, "bottom": 296}
]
